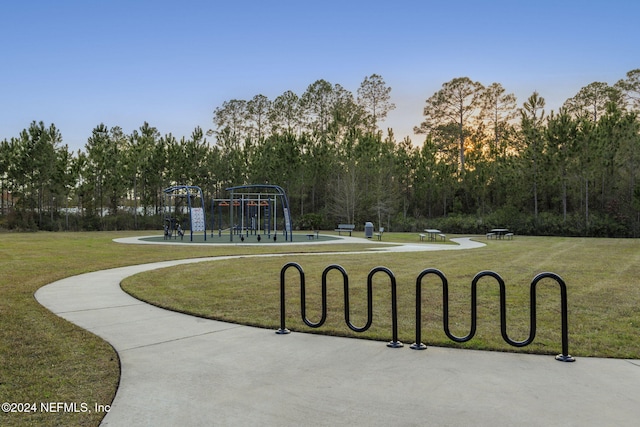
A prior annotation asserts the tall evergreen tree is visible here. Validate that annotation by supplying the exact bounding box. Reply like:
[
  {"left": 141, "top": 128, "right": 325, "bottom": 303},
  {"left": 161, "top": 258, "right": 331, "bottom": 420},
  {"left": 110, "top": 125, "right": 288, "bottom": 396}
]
[
  {"left": 546, "top": 109, "right": 578, "bottom": 222},
  {"left": 615, "top": 68, "right": 640, "bottom": 111},
  {"left": 478, "top": 82, "right": 518, "bottom": 157},
  {"left": 270, "top": 90, "right": 303, "bottom": 135},
  {"left": 415, "top": 77, "right": 484, "bottom": 174},
  {"left": 563, "top": 81, "right": 622, "bottom": 122},
  {"left": 357, "top": 74, "right": 396, "bottom": 132},
  {"left": 520, "top": 92, "right": 546, "bottom": 222}
]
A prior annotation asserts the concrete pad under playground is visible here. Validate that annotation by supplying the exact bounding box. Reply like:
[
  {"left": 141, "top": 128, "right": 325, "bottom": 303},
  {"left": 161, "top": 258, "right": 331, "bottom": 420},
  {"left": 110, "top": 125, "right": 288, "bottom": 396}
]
[{"left": 35, "top": 245, "right": 640, "bottom": 426}]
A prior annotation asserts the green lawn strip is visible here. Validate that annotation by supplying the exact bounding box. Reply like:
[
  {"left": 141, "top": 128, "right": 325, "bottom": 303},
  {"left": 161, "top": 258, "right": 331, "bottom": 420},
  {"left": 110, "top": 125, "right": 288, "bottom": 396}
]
[
  {"left": 0, "top": 231, "right": 371, "bottom": 427},
  {"left": 123, "top": 235, "right": 640, "bottom": 359}
]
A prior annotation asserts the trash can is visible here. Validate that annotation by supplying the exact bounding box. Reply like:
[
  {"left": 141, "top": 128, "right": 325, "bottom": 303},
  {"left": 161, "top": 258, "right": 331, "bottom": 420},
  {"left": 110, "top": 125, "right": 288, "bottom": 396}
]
[{"left": 364, "top": 222, "right": 374, "bottom": 238}]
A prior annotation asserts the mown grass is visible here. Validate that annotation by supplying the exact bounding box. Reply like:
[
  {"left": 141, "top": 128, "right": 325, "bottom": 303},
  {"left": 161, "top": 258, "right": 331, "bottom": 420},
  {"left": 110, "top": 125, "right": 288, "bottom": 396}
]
[
  {"left": 0, "top": 231, "right": 369, "bottom": 427},
  {"left": 2, "top": 231, "right": 639, "bottom": 426},
  {"left": 123, "top": 235, "right": 640, "bottom": 359}
]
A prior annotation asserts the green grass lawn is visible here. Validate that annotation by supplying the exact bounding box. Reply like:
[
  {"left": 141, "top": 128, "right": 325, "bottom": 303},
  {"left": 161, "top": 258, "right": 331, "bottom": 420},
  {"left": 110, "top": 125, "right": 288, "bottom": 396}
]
[{"left": 2, "top": 231, "right": 640, "bottom": 426}]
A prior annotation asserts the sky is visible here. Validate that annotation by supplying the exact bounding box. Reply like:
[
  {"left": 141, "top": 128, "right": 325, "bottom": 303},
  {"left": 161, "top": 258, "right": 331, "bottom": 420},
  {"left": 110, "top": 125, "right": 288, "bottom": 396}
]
[{"left": 1, "top": 0, "right": 638, "bottom": 152}]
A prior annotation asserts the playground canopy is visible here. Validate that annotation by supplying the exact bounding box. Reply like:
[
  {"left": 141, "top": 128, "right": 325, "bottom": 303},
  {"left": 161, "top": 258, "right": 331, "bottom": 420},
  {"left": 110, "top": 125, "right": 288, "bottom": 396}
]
[{"left": 217, "top": 184, "right": 293, "bottom": 242}]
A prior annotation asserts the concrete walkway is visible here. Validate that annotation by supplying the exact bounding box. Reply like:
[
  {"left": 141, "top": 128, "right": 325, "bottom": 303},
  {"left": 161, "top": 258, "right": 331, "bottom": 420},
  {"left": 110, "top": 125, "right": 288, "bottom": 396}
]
[
  {"left": 35, "top": 239, "right": 640, "bottom": 426},
  {"left": 112, "top": 234, "right": 488, "bottom": 251}
]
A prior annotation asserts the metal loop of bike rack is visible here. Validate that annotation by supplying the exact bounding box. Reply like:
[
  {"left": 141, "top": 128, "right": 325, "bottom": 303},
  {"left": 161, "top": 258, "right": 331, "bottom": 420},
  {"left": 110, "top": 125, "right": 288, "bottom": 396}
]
[
  {"left": 277, "top": 262, "right": 403, "bottom": 348},
  {"left": 411, "top": 268, "right": 575, "bottom": 362}
]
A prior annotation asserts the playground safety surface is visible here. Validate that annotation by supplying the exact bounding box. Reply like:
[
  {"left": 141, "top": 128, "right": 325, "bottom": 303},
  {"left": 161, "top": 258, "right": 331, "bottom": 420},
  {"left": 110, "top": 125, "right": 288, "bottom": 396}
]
[
  {"left": 35, "top": 236, "right": 640, "bottom": 426},
  {"left": 143, "top": 232, "right": 342, "bottom": 244}
]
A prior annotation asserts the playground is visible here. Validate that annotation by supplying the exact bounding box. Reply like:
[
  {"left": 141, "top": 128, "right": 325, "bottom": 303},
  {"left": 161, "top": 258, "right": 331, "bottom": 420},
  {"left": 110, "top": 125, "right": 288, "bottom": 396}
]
[
  {"left": 158, "top": 182, "right": 414, "bottom": 245},
  {"left": 162, "top": 183, "right": 300, "bottom": 243}
]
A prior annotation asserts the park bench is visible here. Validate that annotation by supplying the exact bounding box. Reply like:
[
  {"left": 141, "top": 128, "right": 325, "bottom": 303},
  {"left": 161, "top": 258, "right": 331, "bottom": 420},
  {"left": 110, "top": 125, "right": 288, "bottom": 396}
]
[
  {"left": 335, "top": 224, "right": 355, "bottom": 236},
  {"left": 419, "top": 233, "right": 426, "bottom": 241}
]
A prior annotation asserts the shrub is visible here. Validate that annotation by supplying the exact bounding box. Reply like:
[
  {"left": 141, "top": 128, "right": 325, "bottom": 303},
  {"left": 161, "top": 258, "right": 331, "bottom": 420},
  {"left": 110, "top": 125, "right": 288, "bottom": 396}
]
[{"left": 297, "top": 213, "right": 323, "bottom": 230}]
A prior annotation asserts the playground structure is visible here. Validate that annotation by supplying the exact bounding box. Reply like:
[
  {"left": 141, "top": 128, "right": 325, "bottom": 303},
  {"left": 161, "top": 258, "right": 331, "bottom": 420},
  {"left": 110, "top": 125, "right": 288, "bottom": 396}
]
[
  {"left": 162, "top": 185, "right": 207, "bottom": 241},
  {"left": 163, "top": 184, "right": 293, "bottom": 243},
  {"left": 211, "top": 184, "right": 293, "bottom": 242}
]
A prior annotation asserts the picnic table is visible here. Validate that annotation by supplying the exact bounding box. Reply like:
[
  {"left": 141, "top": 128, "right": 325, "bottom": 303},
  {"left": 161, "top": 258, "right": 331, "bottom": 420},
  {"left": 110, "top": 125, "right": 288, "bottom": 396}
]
[
  {"left": 424, "top": 229, "right": 442, "bottom": 241},
  {"left": 489, "top": 228, "right": 513, "bottom": 239}
]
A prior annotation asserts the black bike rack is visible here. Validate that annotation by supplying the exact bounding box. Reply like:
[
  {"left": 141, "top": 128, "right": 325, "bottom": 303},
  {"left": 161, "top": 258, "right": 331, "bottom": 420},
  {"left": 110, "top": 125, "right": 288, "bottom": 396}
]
[
  {"left": 410, "top": 268, "right": 574, "bottom": 362},
  {"left": 277, "top": 263, "right": 574, "bottom": 362},
  {"left": 276, "top": 262, "right": 403, "bottom": 348}
]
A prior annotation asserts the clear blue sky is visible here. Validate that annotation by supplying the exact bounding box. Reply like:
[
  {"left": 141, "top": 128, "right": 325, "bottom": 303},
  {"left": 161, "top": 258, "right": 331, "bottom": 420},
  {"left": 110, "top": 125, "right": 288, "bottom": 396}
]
[{"left": 1, "top": 0, "right": 638, "bottom": 152}]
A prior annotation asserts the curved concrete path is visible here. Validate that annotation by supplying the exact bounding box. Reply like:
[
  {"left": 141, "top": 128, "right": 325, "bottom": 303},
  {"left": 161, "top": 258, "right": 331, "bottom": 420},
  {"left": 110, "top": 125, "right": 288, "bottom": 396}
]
[
  {"left": 35, "top": 239, "right": 640, "bottom": 426},
  {"left": 112, "top": 234, "right": 488, "bottom": 251}
]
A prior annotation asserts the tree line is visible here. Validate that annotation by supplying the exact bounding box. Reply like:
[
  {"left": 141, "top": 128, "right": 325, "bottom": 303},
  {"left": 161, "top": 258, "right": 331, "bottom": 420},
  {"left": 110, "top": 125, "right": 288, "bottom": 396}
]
[{"left": 1, "top": 71, "right": 639, "bottom": 236}]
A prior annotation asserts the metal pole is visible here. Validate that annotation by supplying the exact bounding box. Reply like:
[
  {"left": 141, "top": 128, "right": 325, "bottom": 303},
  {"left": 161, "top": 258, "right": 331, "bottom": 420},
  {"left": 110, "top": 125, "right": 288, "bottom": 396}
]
[{"left": 229, "top": 190, "right": 234, "bottom": 242}]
